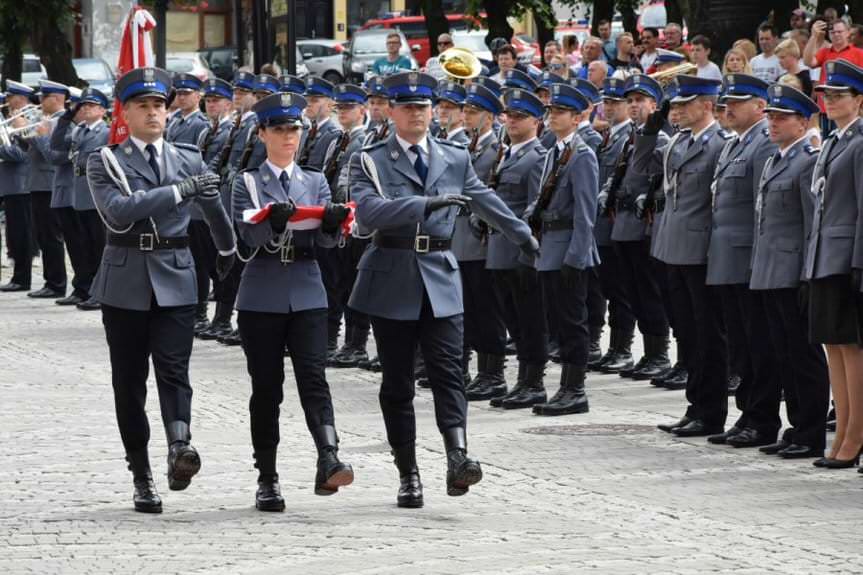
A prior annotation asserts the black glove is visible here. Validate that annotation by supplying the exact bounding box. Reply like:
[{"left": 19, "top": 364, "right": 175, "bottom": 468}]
[
  {"left": 269, "top": 200, "right": 297, "bottom": 231},
  {"left": 467, "top": 213, "right": 487, "bottom": 240},
  {"left": 516, "top": 264, "right": 538, "bottom": 292},
  {"left": 424, "top": 194, "right": 471, "bottom": 217},
  {"left": 216, "top": 252, "right": 235, "bottom": 281},
  {"left": 519, "top": 236, "right": 540, "bottom": 259},
  {"left": 642, "top": 100, "right": 670, "bottom": 136},
  {"left": 177, "top": 173, "right": 221, "bottom": 200},
  {"left": 322, "top": 202, "right": 351, "bottom": 234},
  {"left": 561, "top": 264, "right": 580, "bottom": 289}
]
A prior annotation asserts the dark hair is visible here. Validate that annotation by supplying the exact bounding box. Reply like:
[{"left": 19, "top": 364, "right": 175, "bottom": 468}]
[
  {"left": 757, "top": 23, "right": 778, "bottom": 37},
  {"left": 497, "top": 45, "right": 517, "bottom": 59},
  {"left": 642, "top": 27, "right": 659, "bottom": 39},
  {"left": 598, "top": 19, "right": 610, "bottom": 27},
  {"left": 691, "top": 35, "right": 711, "bottom": 51}
]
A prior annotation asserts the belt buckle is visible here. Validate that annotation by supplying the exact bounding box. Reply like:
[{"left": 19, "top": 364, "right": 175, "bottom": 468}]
[
  {"left": 139, "top": 233, "right": 155, "bottom": 251},
  {"left": 414, "top": 235, "right": 430, "bottom": 253},
  {"left": 280, "top": 244, "right": 295, "bottom": 264}
]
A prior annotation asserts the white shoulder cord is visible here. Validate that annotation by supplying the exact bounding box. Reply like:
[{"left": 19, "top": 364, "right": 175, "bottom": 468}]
[
  {"left": 88, "top": 147, "right": 159, "bottom": 240},
  {"left": 236, "top": 171, "right": 295, "bottom": 263},
  {"left": 352, "top": 151, "right": 386, "bottom": 240}
]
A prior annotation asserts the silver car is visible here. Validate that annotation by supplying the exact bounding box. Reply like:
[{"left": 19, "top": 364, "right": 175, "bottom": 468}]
[
  {"left": 298, "top": 39, "right": 345, "bottom": 84},
  {"left": 343, "top": 29, "right": 418, "bottom": 83}
]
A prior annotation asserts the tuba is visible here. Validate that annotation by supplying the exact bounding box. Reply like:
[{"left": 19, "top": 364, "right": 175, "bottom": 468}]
[
  {"left": 649, "top": 62, "right": 698, "bottom": 87},
  {"left": 438, "top": 47, "right": 482, "bottom": 84}
]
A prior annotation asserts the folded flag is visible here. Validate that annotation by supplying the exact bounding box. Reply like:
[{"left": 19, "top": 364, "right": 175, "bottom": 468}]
[{"left": 243, "top": 202, "right": 356, "bottom": 238}]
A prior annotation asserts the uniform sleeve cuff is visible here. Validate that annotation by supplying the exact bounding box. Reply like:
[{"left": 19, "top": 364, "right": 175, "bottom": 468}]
[{"left": 218, "top": 247, "right": 237, "bottom": 256}]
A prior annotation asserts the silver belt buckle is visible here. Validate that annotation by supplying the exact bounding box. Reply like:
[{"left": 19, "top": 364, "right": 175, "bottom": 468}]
[
  {"left": 414, "top": 235, "right": 430, "bottom": 253},
  {"left": 139, "top": 233, "right": 155, "bottom": 251},
  {"left": 280, "top": 244, "right": 295, "bottom": 264}
]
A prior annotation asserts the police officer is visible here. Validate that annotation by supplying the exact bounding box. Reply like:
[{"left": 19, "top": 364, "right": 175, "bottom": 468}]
[
  {"left": 805, "top": 61, "right": 863, "bottom": 467},
  {"left": 365, "top": 76, "right": 392, "bottom": 140},
  {"left": 322, "top": 84, "right": 372, "bottom": 368},
  {"left": 477, "top": 89, "right": 549, "bottom": 406},
  {"left": 51, "top": 87, "right": 110, "bottom": 310},
  {"left": 232, "top": 92, "right": 354, "bottom": 512},
  {"left": 166, "top": 73, "right": 209, "bottom": 145},
  {"left": 435, "top": 81, "right": 470, "bottom": 144},
  {"left": 703, "top": 74, "right": 777, "bottom": 448},
  {"left": 750, "top": 84, "right": 829, "bottom": 459},
  {"left": 86, "top": 67, "right": 236, "bottom": 513},
  {"left": 348, "top": 72, "right": 538, "bottom": 507},
  {"left": 572, "top": 78, "right": 603, "bottom": 152},
  {"left": 527, "top": 83, "right": 599, "bottom": 417},
  {"left": 651, "top": 76, "right": 730, "bottom": 437},
  {"left": 298, "top": 77, "right": 340, "bottom": 169},
  {"left": 532, "top": 71, "right": 560, "bottom": 150}
]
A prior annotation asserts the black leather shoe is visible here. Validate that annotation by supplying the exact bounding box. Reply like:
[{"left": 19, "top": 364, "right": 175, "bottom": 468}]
[
  {"left": 819, "top": 447, "right": 862, "bottom": 469},
  {"left": 532, "top": 364, "right": 589, "bottom": 416},
  {"left": 619, "top": 355, "right": 649, "bottom": 379},
  {"left": 759, "top": 440, "right": 791, "bottom": 455},
  {"left": 193, "top": 317, "right": 211, "bottom": 334},
  {"left": 217, "top": 329, "right": 243, "bottom": 346},
  {"left": 358, "top": 355, "right": 382, "bottom": 371},
  {"left": 256, "top": 475, "right": 286, "bottom": 511},
  {"left": 443, "top": 428, "right": 482, "bottom": 496},
  {"left": 28, "top": 287, "right": 64, "bottom": 298},
  {"left": 312, "top": 425, "right": 354, "bottom": 495},
  {"left": 672, "top": 419, "right": 723, "bottom": 437},
  {"left": 650, "top": 362, "right": 680, "bottom": 387},
  {"left": 726, "top": 427, "right": 776, "bottom": 448},
  {"left": 76, "top": 296, "right": 101, "bottom": 311},
  {"left": 587, "top": 327, "right": 602, "bottom": 367},
  {"left": 489, "top": 362, "right": 526, "bottom": 407},
  {"left": 707, "top": 426, "right": 742, "bottom": 444},
  {"left": 393, "top": 443, "right": 423, "bottom": 508},
  {"left": 55, "top": 294, "right": 84, "bottom": 306},
  {"left": 467, "top": 355, "right": 507, "bottom": 401},
  {"left": 661, "top": 368, "right": 689, "bottom": 390},
  {"left": 658, "top": 415, "right": 692, "bottom": 433},
  {"left": 500, "top": 363, "right": 546, "bottom": 409},
  {"left": 0, "top": 282, "right": 29, "bottom": 292},
  {"left": 165, "top": 421, "right": 201, "bottom": 491},
  {"left": 599, "top": 329, "right": 634, "bottom": 373},
  {"left": 628, "top": 335, "right": 671, "bottom": 380},
  {"left": 813, "top": 457, "right": 830, "bottom": 468},
  {"left": 126, "top": 449, "right": 162, "bottom": 513},
  {"left": 778, "top": 444, "right": 823, "bottom": 459},
  {"left": 334, "top": 346, "right": 369, "bottom": 368}
]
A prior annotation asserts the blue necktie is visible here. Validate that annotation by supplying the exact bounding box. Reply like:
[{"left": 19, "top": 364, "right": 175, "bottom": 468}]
[
  {"left": 145, "top": 144, "right": 161, "bottom": 182},
  {"left": 504, "top": 148, "right": 512, "bottom": 161},
  {"left": 279, "top": 171, "right": 291, "bottom": 196},
  {"left": 410, "top": 144, "right": 427, "bottom": 183}
]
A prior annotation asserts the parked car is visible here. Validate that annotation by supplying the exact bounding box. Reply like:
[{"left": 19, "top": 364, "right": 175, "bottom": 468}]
[
  {"left": 165, "top": 52, "right": 213, "bottom": 81},
  {"left": 197, "top": 47, "right": 236, "bottom": 81},
  {"left": 73, "top": 58, "right": 116, "bottom": 100},
  {"left": 21, "top": 54, "right": 46, "bottom": 88},
  {"left": 298, "top": 39, "right": 345, "bottom": 84},
  {"left": 451, "top": 30, "right": 492, "bottom": 63},
  {"left": 343, "top": 28, "right": 418, "bottom": 83},
  {"left": 360, "top": 13, "right": 479, "bottom": 66}
]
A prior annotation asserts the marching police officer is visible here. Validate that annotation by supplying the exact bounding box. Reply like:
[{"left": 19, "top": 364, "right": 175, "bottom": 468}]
[
  {"left": 365, "top": 76, "right": 392, "bottom": 140},
  {"left": 750, "top": 84, "right": 829, "bottom": 459},
  {"left": 348, "top": 72, "right": 538, "bottom": 508},
  {"left": 572, "top": 78, "right": 603, "bottom": 152},
  {"left": 86, "top": 67, "right": 236, "bottom": 512},
  {"left": 51, "top": 87, "right": 110, "bottom": 310},
  {"left": 166, "top": 73, "right": 209, "bottom": 145},
  {"left": 435, "top": 80, "right": 470, "bottom": 144},
  {"left": 299, "top": 77, "right": 340, "bottom": 169},
  {"left": 703, "top": 74, "right": 777, "bottom": 448},
  {"left": 527, "top": 83, "right": 599, "bottom": 417},
  {"left": 651, "top": 75, "right": 730, "bottom": 437},
  {"left": 232, "top": 92, "right": 354, "bottom": 511}
]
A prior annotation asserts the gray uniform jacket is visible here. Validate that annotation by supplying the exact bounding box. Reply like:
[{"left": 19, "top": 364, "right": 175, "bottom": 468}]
[
  {"left": 612, "top": 126, "right": 669, "bottom": 242},
  {"left": 31, "top": 115, "right": 75, "bottom": 208},
  {"left": 51, "top": 116, "right": 109, "bottom": 211},
  {"left": 805, "top": 119, "right": 863, "bottom": 280},
  {"left": 166, "top": 109, "right": 210, "bottom": 146},
  {"left": 524, "top": 134, "right": 600, "bottom": 272},
  {"left": 648, "top": 122, "right": 728, "bottom": 266},
  {"left": 302, "top": 118, "right": 341, "bottom": 170},
  {"left": 750, "top": 138, "right": 818, "bottom": 290},
  {"left": 486, "top": 138, "right": 545, "bottom": 270},
  {"left": 347, "top": 133, "right": 533, "bottom": 320},
  {"left": 453, "top": 129, "right": 498, "bottom": 262},
  {"left": 24, "top": 112, "right": 63, "bottom": 193},
  {"left": 86, "top": 139, "right": 236, "bottom": 311},
  {"left": 0, "top": 137, "right": 30, "bottom": 198},
  {"left": 706, "top": 118, "right": 775, "bottom": 286},
  {"left": 540, "top": 126, "right": 556, "bottom": 150},
  {"left": 578, "top": 121, "right": 603, "bottom": 153},
  {"left": 232, "top": 162, "right": 338, "bottom": 313},
  {"left": 323, "top": 124, "right": 366, "bottom": 203},
  {"left": 596, "top": 120, "right": 633, "bottom": 246}
]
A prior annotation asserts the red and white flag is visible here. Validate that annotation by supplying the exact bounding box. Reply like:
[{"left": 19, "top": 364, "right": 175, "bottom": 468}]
[
  {"left": 243, "top": 202, "right": 357, "bottom": 238},
  {"left": 108, "top": 6, "right": 157, "bottom": 145}
]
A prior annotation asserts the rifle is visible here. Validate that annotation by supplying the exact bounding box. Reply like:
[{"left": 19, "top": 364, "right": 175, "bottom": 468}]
[
  {"left": 486, "top": 126, "right": 509, "bottom": 190},
  {"left": 214, "top": 111, "right": 243, "bottom": 177},
  {"left": 529, "top": 143, "right": 573, "bottom": 242},
  {"left": 602, "top": 128, "right": 636, "bottom": 218},
  {"left": 238, "top": 128, "right": 260, "bottom": 171},
  {"left": 323, "top": 130, "right": 351, "bottom": 201},
  {"left": 298, "top": 118, "right": 318, "bottom": 166},
  {"left": 199, "top": 117, "right": 219, "bottom": 161},
  {"left": 374, "top": 121, "right": 389, "bottom": 143}
]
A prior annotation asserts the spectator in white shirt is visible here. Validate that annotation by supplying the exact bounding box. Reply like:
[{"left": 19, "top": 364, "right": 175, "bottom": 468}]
[
  {"left": 639, "top": 27, "right": 660, "bottom": 71},
  {"left": 691, "top": 35, "right": 722, "bottom": 81},
  {"left": 750, "top": 23, "right": 783, "bottom": 82}
]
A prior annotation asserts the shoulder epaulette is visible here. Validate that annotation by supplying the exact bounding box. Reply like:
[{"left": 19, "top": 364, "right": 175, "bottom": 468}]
[
  {"left": 804, "top": 144, "right": 819, "bottom": 155},
  {"left": 299, "top": 165, "right": 322, "bottom": 173},
  {"left": 437, "top": 138, "right": 466, "bottom": 149}
]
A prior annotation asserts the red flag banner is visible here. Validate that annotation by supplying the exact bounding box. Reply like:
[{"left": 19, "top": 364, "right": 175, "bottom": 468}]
[
  {"left": 108, "top": 6, "right": 157, "bottom": 145},
  {"left": 242, "top": 202, "right": 357, "bottom": 238}
]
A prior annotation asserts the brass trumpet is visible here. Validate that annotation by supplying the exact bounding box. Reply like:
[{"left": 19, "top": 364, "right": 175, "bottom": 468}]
[
  {"left": 0, "top": 105, "right": 44, "bottom": 145},
  {"left": 439, "top": 47, "right": 482, "bottom": 84},
  {"left": 649, "top": 62, "right": 698, "bottom": 86}
]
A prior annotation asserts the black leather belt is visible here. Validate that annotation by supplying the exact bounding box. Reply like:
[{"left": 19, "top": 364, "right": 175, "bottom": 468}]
[
  {"left": 107, "top": 233, "right": 189, "bottom": 251},
  {"left": 541, "top": 219, "right": 573, "bottom": 232},
  {"left": 374, "top": 235, "right": 451, "bottom": 253},
  {"left": 616, "top": 197, "right": 637, "bottom": 211},
  {"left": 258, "top": 245, "right": 316, "bottom": 263}
]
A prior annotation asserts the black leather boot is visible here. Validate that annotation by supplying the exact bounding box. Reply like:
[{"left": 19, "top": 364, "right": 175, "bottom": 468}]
[
  {"left": 465, "top": 353, "right": 487, "bottom": 393},
  {"left": 126, "top": 449, "right": 162, "bottom": 513},
  {"left": 628, "top": 334, "right": 671, "bottom": 380},
  {"left": 443, "top": 427, "right": 482, "bottom": 496},
  {"left": 254, "top": 448, "right": 285, "bottom": 512},
  {"left": 393, "top": 443, "right": 423, "bottom": 508},
  {"left": 662, "top": 365, "right": 689, "bottom": 390},
  {"left": 587, "top": 325, "right": 603, "bottom": 368},
  {"left": 193, "top": 302, "right": 210, "bottom": 334},
  {"left": 331, "top": 326, "right": 355, "bottom": 367},
  {"left": 312, "top": 425, "right": 354, "bottom": 495},
  {"left": 593, "top": 328, "right": 617, "bottom": 371},
  {"left": 533, "top": 364, "right": 590, "bottom": 416},
  {"left": 335, "top": 325, "right": 369, "bottom": 368},
  {"left": 326, "top": 329, "right": 340, "bottom": 366},
  {"left": 217, "top": 328, "right": 243, "bottom": 346},
  {"left": 198, "top": 302, "right": 232, "bottom": 340},
  {"left": 599, "top": 329, "right": 634, "bottom": 374},
  {"left": 501, "top": 362, "right": 546, "bottom": 409},
  {"left": 467, "top": 354, "right": 507, "bottom": 401},
  {"left": 165, "top": 421, "right": 201, "bottom": 491},
  {"left": 490, "top": 361, "right": 525, "bottom": 407}
]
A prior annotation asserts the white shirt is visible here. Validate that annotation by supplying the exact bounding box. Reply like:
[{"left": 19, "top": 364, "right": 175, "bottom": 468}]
[
  {"left": 556, "top": 130, "right": 576, "bottom": 151},
  {"left": 750, "top": 53, "right": 782, "bottom": 83},
  {"left": 265, "top": 159, "right": 296, "bottom": 182},
  {"left": 396, "top": 133, "right": 429, "bottom": 166},
  {"left": 779, "top": 133, "right": 810, "bottom": 158},
  {"left": 691, "top": 120, "right": 717, "bottom": 142},
  {"left": 697, "top": 61, "right": 723, "bottom": 81},
  {"left": 640, "top": 50, "right": 658, "bottom": 71},
  {"left": 507, "top": 136, "right": 537, "bottom": 158},
  {"left": 835, "top": 117, "right": 860, "bottom": 140}
]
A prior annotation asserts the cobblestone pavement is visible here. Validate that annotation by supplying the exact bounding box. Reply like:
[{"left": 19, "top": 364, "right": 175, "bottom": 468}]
[{"left": 2, "top": 289, "right": 863, "bottom": 575}]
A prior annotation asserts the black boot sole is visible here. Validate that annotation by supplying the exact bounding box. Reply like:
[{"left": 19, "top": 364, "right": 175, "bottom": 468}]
[
  {"left": 447, "top": 461, "right": 482, "bottom": 496},
  {"left": 533, "top": 403, "right": 590, "bottom": 416},
  {"left": 397, "top": 495, "right": 424, "bottom": 508},
  {"left": 315, "top": 466, "right": 354, "bottom": 495},
  {"left": 168, "top": 450, "right": 201, "bottom": 491},
  {"left": 134, "top": 501, "right": 163, "bottom": 513},
  {"left": 256, "top": 498, "right": 286, "bottom": 512}
]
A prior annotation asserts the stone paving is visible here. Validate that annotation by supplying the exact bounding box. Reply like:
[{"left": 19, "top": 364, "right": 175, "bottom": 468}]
[{"left": 2, "top": 287, "right": 863, "bottom": 574}]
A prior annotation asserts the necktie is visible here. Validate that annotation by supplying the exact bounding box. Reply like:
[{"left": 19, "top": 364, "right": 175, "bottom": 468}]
[
  {"left": 145, "top": 144, "right": 161, "bottom": 182},
  {"left": 504, "top": 148, "right": 512, "bottom": 161},
  {"left": 279, "top": 171, "right": 291, "bottom": 196},
  {"left": 410, "top": 144, "right": 427, "bottom": 183}
]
